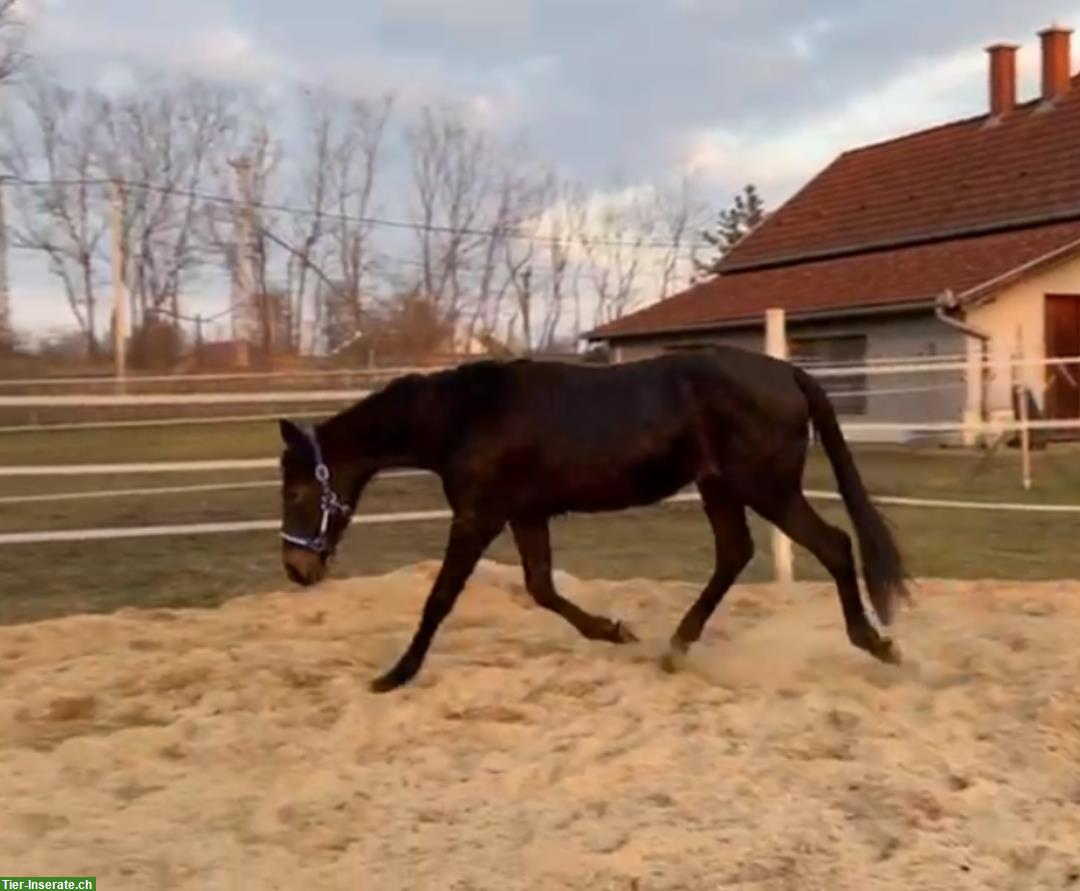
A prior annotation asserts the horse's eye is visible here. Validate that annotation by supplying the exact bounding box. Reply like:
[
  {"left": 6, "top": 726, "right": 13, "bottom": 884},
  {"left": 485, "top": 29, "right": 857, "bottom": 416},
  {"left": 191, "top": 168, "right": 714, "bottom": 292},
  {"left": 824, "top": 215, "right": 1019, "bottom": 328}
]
[{"left": 284, "top": 489, "right": 303, "bottom": 504}]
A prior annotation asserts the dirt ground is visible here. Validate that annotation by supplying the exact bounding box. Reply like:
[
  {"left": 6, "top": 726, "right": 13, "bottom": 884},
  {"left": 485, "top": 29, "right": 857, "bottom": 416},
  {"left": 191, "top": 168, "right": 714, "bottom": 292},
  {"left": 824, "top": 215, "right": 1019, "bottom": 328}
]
[{"left": 1, "top": 562, "right": 1079, "bottom": 890}]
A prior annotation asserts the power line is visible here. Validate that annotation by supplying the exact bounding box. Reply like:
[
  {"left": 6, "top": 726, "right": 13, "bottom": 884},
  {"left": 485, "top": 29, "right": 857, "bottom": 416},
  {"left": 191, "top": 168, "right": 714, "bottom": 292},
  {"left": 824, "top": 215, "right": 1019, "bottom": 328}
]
[{"left": 6, "top": 175, "right": 712, "bottom": 253}]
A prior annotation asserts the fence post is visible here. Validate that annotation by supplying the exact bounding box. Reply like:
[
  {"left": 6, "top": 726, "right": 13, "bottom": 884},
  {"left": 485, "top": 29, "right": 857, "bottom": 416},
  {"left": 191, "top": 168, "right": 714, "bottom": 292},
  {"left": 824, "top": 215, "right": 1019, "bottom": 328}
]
[
  {"left": 765, "top": 308, "right": 795, "bottom": 584},
  {"left": 1018, "top": 380, "right": 1032, "bottom": 490},
  {"left": 963, "top": 343, "right": 984, "bottom": 447},
  {"left": 109, "top": 179, "right": 128, "bottom": 392},
  {"left": 1011, "top": 335, "right": 1033, "bottom": 491}
]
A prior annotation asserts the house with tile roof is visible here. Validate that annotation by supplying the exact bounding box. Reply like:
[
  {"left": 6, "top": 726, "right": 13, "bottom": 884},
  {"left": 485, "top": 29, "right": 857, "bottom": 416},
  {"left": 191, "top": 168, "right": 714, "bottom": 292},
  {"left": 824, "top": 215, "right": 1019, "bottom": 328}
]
[{"left": 586, "top": 25, "right": 1080, "bottom": 442}]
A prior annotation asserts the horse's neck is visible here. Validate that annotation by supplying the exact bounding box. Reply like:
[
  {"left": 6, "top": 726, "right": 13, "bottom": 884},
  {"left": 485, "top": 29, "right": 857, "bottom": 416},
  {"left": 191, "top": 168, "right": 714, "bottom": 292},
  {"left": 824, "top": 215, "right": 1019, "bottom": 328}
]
[{"left": 321, "top": 381, "right": 431, "bottom": 470}]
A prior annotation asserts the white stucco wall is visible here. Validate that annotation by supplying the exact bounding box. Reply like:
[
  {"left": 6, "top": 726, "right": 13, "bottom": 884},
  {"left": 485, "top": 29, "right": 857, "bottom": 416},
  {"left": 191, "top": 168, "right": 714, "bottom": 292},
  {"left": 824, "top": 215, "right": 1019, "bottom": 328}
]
[{"left": 967, "top": 256, "right": 1080, "bottom": 414}]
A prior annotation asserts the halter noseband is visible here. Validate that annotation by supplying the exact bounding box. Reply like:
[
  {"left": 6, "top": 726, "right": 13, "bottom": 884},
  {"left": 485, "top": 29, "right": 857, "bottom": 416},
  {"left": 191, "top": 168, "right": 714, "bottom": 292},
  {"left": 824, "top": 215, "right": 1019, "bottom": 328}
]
[{"left": 280, "top": 427, "right": 352, "bottom": 555}]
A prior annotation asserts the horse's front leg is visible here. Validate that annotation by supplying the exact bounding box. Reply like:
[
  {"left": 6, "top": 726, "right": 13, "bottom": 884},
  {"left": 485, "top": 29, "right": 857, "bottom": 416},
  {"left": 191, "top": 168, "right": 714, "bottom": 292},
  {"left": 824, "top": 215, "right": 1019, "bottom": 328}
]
[{"left": 370, "top": 514, "right": 503, "bottom": 693}]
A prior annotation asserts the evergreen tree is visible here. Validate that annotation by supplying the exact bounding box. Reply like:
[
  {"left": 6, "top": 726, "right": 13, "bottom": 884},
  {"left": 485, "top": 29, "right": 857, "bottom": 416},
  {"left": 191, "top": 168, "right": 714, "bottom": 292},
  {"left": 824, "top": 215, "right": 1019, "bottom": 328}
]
[{"left": 697, "top": 184, "right": 765, "bottom": 275}]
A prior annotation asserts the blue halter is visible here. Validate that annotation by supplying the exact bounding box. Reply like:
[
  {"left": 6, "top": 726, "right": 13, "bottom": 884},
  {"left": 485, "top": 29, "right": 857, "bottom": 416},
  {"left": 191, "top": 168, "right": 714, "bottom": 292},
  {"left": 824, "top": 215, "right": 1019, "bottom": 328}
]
[{"left": 280, "top": 427, "right": 352, "bottom": 554}]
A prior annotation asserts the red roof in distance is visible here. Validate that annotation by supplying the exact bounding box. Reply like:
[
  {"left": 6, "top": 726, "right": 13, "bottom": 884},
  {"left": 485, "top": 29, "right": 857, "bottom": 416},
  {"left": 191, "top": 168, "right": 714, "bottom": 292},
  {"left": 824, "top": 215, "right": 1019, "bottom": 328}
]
[{"left": 593, "top": 28, "right": 1080, "bottom": 341}]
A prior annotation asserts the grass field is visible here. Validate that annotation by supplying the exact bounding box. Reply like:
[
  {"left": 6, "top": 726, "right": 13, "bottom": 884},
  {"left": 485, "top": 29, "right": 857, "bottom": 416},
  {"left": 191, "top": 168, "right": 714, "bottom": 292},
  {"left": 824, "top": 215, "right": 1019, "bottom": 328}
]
[{"left": 1, "top": 418, "right": 1079, "bottom": 625}]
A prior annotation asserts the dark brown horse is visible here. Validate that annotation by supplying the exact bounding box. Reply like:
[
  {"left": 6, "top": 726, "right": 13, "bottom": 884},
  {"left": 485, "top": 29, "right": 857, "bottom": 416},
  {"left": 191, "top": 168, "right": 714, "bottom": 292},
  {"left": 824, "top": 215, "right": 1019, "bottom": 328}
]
[{"left": 278, "top": 348, "right": 907, "bottom": 693}]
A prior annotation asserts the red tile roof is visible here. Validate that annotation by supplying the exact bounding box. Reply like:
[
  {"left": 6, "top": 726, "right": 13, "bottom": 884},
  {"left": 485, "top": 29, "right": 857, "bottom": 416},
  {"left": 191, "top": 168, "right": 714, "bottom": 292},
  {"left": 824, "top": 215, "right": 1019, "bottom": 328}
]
[
  {"left": 720, "top": 74, "right": 1080, "bottom": 271},
  {"left": 590, "top": 219, "right": 1080, "bottom": 339},
  {"left": 593, "top": 71, "right": 1080, "bottom": 340}
]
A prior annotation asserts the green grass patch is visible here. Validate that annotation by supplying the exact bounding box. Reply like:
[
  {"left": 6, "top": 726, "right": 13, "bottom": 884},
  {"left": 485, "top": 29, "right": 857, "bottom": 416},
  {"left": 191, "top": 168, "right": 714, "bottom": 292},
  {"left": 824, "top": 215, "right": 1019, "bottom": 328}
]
[{"left": 1, "top": 435, "right": 1078, "bottom": 625}]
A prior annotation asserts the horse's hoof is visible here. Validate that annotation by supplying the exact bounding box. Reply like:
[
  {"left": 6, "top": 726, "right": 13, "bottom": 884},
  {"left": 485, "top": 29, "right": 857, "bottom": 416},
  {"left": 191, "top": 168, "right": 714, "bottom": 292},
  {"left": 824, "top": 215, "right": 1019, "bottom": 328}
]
[
  {"left": 613, "top": 620, "right": 639, "bottom": 644},
  {"left": 876, "top": 638, "right": 902, "bottom": 666},
  {"left": 660, "top": 647, "right": 686, "bottom": 674},
  {"left": 369, "top": 672, "right": 406, "bottom": 694}
]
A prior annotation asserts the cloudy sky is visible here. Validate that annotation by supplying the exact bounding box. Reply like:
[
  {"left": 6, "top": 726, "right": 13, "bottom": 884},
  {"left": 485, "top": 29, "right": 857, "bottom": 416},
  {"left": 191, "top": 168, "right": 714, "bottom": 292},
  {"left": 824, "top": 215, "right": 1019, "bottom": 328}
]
[{"left": 7, "top": 0, "right": 1080, "bottom": 338}]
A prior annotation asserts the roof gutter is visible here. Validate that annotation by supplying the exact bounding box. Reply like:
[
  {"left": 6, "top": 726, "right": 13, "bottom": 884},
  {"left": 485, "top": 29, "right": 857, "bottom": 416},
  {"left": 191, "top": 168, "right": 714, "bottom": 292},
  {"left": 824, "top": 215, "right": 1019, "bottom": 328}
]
[
  {"left": 586, "top": 298, "right": 936, "bottom": 343},
  {"left": 954, "top": 230, "right": 1080, "bottom": 309}
]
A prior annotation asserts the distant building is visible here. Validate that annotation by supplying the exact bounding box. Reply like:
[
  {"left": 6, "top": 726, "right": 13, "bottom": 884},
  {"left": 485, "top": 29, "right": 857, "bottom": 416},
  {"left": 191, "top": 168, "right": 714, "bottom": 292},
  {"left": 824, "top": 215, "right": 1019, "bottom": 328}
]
[{"left": 587, "top": 26, "right": 1080, "bottom": 442}]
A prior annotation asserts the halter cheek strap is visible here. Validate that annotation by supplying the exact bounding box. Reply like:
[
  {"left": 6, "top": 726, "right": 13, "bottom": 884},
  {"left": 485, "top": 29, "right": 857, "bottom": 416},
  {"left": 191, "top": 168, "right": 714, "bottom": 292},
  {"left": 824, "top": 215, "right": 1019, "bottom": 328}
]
[{"left": 280, "top": 428, "right": 352, "bottom": 554}]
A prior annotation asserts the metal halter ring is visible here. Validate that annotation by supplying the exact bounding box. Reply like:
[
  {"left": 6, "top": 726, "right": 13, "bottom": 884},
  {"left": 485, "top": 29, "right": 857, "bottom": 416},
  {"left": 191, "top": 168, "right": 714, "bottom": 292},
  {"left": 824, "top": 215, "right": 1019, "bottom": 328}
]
[{"left": 280, "top": 429, "right": 351, "bottom": 554}]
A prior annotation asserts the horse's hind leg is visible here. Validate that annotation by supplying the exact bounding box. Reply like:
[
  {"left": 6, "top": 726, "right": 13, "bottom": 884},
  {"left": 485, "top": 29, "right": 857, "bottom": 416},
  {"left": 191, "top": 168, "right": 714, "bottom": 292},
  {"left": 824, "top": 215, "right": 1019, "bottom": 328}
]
[
  {"left": 511, "top": 519, "right": 637, "bottom": 644},
  {"left": 662, "top": 477, "right": 753, "bottom": 672},
  {"left": 758, "top": 492, "right": 900, "bottom": 665}
]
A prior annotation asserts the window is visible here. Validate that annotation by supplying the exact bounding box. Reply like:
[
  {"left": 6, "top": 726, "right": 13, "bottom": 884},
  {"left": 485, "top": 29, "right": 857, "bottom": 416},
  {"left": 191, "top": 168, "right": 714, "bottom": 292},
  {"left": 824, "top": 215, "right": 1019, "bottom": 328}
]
[{"left": 790, "top": 334, "right": 868, "bottom": 415}]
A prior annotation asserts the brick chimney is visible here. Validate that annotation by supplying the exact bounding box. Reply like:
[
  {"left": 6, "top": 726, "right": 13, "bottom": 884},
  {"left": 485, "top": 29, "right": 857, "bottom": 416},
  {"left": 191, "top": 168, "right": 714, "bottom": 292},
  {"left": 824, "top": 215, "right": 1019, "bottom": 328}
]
[
  {"left": 986, "top": 43, "right": 1018, "bottom": 117},
  {"left": 1039, "top": 25, "right": 1073, "bottom": 102}
]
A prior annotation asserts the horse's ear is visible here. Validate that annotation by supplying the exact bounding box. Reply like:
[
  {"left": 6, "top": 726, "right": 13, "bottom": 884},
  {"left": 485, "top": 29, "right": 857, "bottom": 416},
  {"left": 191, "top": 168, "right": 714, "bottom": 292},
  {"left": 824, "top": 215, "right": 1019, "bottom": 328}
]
[{"left": 279, "top": 419, "right": 307, "bottom": 451}]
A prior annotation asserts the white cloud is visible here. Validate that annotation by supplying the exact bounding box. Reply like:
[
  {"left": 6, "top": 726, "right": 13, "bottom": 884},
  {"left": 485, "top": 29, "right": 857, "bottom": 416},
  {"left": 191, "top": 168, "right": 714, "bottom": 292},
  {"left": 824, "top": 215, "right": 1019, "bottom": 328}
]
[
  {"left": 376, "top": 0, "right": 534, "bottom": 41},
  {"left": 183, "top": 27, "right": 290, "bottom": 83},
  {"left": 25, "top": 4, "right": 290, "bottom": 87},
  {"left": 8, "top": 0, "right": 51, "bottom": 26},
  {"left": 95, "top": 62, "right": 138, "bottom": 96},
  {"left": 681, "top": 45, "right": 993, "bottom": 202}
]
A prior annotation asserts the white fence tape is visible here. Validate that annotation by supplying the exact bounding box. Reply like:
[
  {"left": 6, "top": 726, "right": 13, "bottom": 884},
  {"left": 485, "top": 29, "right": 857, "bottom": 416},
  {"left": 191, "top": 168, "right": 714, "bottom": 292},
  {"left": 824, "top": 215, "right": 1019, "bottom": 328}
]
[
  {"left": 0, "top": 508, "right": 453, "bottom": 545},
  {"left": 0, "top": 470, "right": 428, "bottom": 502},
  {"left": 802, "top": 490, "right": 1080, "bottom": 513},
  {"left": 0, "top": 458, "right": 278, "bottom": 476},
  {"left": 0, "top": 390, "right": 370, "bottom": 407},
  {"left": 6, "top": 415, "right": 1080, "bottom": 479},
  {"left": 3, "top": 489, "right": 1078, "bottom": 546},
  {"left": 0, "top": 411, "right": 328, "bottom": 434},
  {"left": 0, "top": 365, "right": 449, "bottom": 387},
  {"left": 0, "top": 480, "right": 278, "bottom": 505},
  {"left": 0, "top": 354, "right": 1075, "bottom": 435},
  {"left": 807, "top": 354, "right": 1080, "bottom": 379}
]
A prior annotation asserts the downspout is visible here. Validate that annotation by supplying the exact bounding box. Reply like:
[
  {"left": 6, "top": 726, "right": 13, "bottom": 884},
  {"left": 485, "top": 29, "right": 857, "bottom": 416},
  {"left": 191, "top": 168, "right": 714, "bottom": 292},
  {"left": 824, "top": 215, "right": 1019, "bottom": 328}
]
[
  {"left": 935, "top": 288, "right": 989, "bottom": 343},
  {"left": 935, "top": 288, "right": 991, "bottom": 435}
]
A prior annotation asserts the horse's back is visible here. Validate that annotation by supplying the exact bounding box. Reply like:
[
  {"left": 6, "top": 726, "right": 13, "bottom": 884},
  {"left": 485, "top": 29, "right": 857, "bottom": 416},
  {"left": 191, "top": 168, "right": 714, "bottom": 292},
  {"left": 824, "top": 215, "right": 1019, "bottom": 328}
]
[
  {"left": 434, "top": 350, "right": 807, "bottom": 433},
  {"left": 430, "top": 352, "right": 806, "bottom": 511}
]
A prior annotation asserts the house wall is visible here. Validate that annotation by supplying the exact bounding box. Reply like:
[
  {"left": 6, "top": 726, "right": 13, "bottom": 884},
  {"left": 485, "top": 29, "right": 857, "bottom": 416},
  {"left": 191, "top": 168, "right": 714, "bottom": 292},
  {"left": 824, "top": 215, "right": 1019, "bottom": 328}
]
[
  {"left": 608, "top": 310, "right": 967, "bottom": 443},
  {"left": 967, "top": 255, "right": 1080, "bottom": 415}
]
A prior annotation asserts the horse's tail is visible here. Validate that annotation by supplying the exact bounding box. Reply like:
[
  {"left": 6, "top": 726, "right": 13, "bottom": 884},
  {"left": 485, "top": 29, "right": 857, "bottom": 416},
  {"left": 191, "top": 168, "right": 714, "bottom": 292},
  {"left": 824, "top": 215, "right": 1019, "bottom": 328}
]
[{"left": 794, "top": 368, "right": 909, "bottom": 625}]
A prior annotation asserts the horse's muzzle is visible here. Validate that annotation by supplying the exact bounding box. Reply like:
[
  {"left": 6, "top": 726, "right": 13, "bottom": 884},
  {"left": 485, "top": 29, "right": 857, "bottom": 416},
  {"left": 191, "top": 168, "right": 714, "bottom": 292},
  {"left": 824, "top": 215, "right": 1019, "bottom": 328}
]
[{"left": 283, "top": 545, "right": 326, "bottom": 587}]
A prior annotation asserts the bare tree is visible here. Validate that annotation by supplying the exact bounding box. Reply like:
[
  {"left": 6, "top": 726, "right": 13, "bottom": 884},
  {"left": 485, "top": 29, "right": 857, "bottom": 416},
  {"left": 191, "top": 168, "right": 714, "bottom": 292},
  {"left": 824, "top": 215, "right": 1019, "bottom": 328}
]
[
  {"left": 535, "top": 176, "right": 589, "bottom": 349},
  {"left": 497, "top": 169, "right": 583, "bottom": 353},
  {"left": 652, "top": 177, "right": 702, "bottom": 301},
  {"left": 202, "top": 100, "right": 281, "bottom": 349},
  {"left": 0, "top": 76, "right": 109, "bottom": 355},
  {"left": 558, "top": 183, "right": 590, "bottom": 341},
  {"left": 256, "top": 90, "right": 394, "bottom": 354},
  {"left": 467, "top": 157, "right": 552, "bottom": 351},
  {"left": 407, "top": 104, "right": 492, "bottom": 329},
  {"left": 98, "top": 79, "right": 236, "bottom": 347},
  {"left": 581, "top": 189, "right": 648, "bottom": 328},
  {"left": 325, "top": 95, "right": 393, "bottom": 335},
  {"left": 504, "top": 237, "right": 535, "bottom": 352},
  {"left": 0, "top": 0, "right": 26, "bottom": 86},
  {"left": 280, "top": 93, "right": 334, "bottom": 353}
]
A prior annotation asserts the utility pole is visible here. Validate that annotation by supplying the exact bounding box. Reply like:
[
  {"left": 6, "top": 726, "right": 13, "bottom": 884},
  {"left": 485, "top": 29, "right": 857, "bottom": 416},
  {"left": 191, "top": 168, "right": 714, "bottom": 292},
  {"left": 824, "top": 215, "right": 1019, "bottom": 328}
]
[
  {"left": 765, "top": 308, "right": 794, "bottom": 584},
  {"left": 109, "top": 179, "right": 128, "bottom": 386},
  {"left": 194, "top": 313, "right": 205, "bottom": 370},
  {"left": 230, "top": 157, "right": 256, "bottom": 347},
  {"left": 0, "top": 177, "right": 10, "bottom": 349}
]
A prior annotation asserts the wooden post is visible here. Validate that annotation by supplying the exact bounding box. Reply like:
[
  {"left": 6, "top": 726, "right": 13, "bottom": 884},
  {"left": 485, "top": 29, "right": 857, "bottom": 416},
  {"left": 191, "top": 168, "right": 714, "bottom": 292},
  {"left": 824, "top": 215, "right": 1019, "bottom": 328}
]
[
  {"left": 1012, "top": 334, "right": 1033, "bottom": 491},
  {"left": 194, "top": 313, "right": 205, "bottom": 370},
  {"left": 765, "top": 308, "right": 795, "bottom": 584},
  {"left": 963, "top": 341, "right": 984, "bottom": 447},
  {"left": 1019, "top": 381, "right": 1032, "bottom": 490},
  {"left": 0, "top": 177, "right": 11, "bottom": 348},
  {"left": 230, "top": 157, "right": 255, "bottom": 345},
  {"left": 109, "top": 179, "right": 128, "bottom": 390}
]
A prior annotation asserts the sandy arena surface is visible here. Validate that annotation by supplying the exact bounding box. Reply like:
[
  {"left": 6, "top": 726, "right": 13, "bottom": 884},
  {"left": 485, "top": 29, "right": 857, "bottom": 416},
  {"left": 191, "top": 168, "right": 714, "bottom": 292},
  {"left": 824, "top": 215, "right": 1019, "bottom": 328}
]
[{"left": 1, "top": 562, "right": 1079, "bottom": 890}]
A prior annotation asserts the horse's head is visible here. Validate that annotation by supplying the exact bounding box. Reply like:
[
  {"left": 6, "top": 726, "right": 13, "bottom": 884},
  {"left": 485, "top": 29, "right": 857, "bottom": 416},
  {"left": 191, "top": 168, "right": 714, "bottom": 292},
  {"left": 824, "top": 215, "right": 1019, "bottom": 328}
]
[{"left": 278, "top": 419, "right": 356, "bottom": 587}]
